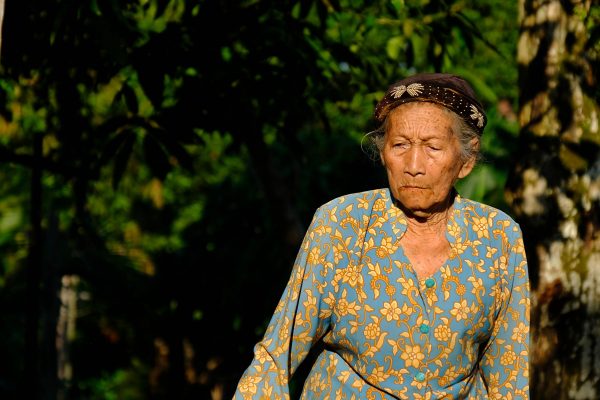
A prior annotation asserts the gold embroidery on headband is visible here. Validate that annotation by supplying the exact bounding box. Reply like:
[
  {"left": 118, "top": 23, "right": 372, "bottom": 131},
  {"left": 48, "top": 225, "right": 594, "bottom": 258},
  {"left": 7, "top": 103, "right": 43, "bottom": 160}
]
[
  {"left": 391, "top": 83, "right": 424, "bottom": 99},
  {"left": 469, "top": 105, "right": 484, "bottom": 128}
]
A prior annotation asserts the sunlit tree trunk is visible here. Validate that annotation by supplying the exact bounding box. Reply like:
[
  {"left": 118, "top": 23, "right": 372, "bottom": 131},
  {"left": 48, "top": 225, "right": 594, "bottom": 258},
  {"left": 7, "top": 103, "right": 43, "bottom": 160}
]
[
  {"left": 508, "top": 0, "right": 600, "bottom": 398},
  {"left": 56, "top": 275, "right": 79, "bottom": 400},
  {"left": 0, "top": 0, "right": 5, "bottom": 58}
]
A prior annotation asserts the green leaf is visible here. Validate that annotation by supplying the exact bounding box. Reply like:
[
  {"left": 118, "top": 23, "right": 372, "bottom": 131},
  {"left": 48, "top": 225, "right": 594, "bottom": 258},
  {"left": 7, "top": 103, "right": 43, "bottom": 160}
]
[
  {"left": 386, "top": 36, "right": 405, "bottom": 60},
  {"left": 120, "top": 83, "right": 139, "bottom": 114},
  {"left": 143, "top": 133, "right": 171, "bottom": 180},
  {"left": 148, "top": 128, "right": 194, "bottom": 172},
  {"left": 112, "top": 132, "right": 136, "bottom": 189},
  {"left": 99, "top": 131, "right": 131, "bottom": 170}
]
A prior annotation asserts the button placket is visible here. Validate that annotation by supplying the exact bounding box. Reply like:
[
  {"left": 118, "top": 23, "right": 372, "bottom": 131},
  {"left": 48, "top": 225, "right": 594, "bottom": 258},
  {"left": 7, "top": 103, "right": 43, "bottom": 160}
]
[
  {"left": 420, "top": 277, "right": 434, "bottom": 315},
  {"left": 414, "top": 277, "right": 435, "bottom": 389}
]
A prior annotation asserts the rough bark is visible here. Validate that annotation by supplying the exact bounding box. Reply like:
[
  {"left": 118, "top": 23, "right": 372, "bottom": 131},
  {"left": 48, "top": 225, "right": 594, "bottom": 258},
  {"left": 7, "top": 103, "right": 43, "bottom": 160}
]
[
  {"left": 56, "top": 275, "right": 79, "bottom": 400},
  {"left": 508, "top": 0, "right": 600, "bottom": 398},
  {"left": 0, "top": 0, "right": 4, "bottom": 59}
]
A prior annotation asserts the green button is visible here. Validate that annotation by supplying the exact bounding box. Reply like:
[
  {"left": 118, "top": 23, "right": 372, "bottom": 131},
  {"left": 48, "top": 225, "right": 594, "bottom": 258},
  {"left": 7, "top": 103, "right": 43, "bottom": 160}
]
[
  {"left": 420, "top": 324, "right": 429, "bottom": 334},
  {"left": 425, "top": 278, "right": 435, "bottom": 288},
  {"left": 415, "top": 372, "right": 426, "bottom": 382}
]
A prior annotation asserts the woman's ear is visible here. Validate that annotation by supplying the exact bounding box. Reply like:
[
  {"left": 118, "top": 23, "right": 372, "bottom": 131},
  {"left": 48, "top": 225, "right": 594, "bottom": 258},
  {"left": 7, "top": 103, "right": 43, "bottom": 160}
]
[
  {"left": 378, "top": 133, "right": 387, "bottom": 166},
  {"left": 458, "top": 157, "right": 475, "bottom": 179},
  {"left": 458, "top": 138, "right": 480, "bottom": 179}
]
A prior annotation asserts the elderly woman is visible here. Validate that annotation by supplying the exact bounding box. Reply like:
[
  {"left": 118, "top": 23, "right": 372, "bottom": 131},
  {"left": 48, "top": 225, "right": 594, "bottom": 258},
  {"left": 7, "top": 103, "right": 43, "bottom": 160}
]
[{"left": 234, "top": 73, "right": 530, "bottom": 399}]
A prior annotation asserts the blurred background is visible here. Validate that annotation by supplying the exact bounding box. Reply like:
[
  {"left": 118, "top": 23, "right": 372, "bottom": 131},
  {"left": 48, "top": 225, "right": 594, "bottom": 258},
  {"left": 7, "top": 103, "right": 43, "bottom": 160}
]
[{"left": 0, "top": 0, "right": 598, "bottom": 399}]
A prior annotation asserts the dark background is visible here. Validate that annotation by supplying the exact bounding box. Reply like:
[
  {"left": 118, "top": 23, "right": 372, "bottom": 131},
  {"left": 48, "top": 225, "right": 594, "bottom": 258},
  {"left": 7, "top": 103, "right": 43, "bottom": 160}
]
[{"left": 0, "top": 0, "right": 525, "bottom": 398}]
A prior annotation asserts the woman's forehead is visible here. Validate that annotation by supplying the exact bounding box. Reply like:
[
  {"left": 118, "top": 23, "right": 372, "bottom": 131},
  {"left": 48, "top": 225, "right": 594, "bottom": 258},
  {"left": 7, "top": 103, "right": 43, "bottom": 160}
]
[
  {"left": 387, "top": 103, "right": 458, "bottom": 137},
  {"left": 391, "top": 101, "right": 455, "bottom": 118}
]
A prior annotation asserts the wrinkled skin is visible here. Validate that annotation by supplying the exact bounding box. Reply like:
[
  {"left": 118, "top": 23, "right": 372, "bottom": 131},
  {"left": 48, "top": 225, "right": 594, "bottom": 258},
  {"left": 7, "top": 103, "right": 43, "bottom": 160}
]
[{"left": 380, "top": 102, "right": 476, "bottom": 221}]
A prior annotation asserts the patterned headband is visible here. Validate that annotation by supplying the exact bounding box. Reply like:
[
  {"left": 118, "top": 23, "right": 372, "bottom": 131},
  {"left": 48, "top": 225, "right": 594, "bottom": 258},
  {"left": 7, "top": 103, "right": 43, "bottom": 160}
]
[{"left": 374, "top": 73, "right": 487, "bottom": 135}]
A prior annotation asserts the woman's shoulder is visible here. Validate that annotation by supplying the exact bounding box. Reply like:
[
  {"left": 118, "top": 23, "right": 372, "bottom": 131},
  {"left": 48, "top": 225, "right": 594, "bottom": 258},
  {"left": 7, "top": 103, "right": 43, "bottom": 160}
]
[
  {"left": 457, "top": 196, "right": 523, "bottom": 234},
  {"left": 317, "top": 188, "right": 391, "bottom": 213}
]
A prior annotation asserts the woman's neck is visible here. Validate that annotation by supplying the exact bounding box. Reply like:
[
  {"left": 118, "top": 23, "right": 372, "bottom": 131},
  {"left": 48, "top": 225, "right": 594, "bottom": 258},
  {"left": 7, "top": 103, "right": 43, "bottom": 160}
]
[
  {"left": 404, "top": 208, "right": 450, "bottom": 238},
  {"left": 399, "top": 199, "right": 453, "bottom": 279},
  {"left": 395, "top": 192, "right": 455, "bottom": 238}
]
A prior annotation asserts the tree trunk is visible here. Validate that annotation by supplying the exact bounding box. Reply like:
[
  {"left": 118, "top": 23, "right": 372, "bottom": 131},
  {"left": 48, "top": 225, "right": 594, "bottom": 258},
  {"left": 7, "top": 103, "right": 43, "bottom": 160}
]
[
  {"left": 25, "top": 132, "right": 43, "bottom": 399},
  {"left": 508, "top": 1, "right": 600, "bottom": 398},
  {"left": 56, "top": 275, "right": 79, "bottom": 400},
  {"left": 0, "top": 0, "right": 5, "bottom": 60}
]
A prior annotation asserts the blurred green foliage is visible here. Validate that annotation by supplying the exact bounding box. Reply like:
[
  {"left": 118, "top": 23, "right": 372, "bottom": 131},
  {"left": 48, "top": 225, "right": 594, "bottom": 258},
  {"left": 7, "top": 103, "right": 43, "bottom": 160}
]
[{"left": 0, "top": 0, "right": 519, "bottom": 398}]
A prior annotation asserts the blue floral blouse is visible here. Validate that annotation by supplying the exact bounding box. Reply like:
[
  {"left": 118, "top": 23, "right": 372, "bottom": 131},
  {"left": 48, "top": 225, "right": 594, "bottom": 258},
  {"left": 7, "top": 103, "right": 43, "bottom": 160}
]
[{"left": 234, "top": 188, "right": 530, "bottom": 399}]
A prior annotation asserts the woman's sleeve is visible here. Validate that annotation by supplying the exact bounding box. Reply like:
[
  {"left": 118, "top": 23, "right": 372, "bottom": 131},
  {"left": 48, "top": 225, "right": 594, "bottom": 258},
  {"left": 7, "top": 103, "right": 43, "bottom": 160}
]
[
  {"left": 233, "top": 206, "right": 337, "bottom": 400},
  {"left": 480, "top": 224, "right": 530, "bottom": 399}
]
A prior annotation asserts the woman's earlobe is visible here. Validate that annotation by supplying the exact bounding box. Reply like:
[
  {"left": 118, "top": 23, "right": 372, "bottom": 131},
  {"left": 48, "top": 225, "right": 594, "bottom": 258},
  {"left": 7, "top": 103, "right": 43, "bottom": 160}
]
[
  {"left": 458, "top": 139, "right": 480, "bottom": 178},
  {"left": 458, "top": 156, "right": 476, "bottom": 179}
]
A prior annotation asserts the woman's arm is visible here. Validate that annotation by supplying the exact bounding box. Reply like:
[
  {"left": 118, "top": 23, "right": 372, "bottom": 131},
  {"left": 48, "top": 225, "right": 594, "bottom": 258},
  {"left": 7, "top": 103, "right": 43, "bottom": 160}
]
[
  {"left": 233, "top": 207, "right": 337, "bottom": 400},
  {"left": 480, "top": 224, "right": 530, "bottom": 399}
]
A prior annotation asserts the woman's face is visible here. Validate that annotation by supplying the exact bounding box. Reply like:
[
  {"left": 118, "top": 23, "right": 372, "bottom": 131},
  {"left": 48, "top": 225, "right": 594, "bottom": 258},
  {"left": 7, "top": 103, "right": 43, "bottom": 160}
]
[{"left": 381, "top": 102, "right": 475, "bottom": 218}]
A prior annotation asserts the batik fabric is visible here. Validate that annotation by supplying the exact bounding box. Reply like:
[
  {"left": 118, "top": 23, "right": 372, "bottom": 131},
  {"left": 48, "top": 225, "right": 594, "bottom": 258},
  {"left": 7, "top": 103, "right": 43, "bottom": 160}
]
[{"left": 234, "top": 188, "right": 530, "bottom": 400}]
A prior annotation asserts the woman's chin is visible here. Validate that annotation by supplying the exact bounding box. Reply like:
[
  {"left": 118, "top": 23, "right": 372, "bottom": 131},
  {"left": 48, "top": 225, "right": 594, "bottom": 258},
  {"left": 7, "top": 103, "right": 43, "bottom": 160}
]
[{"left": 393, "top": 196, "right": 451, "bottom": 219}]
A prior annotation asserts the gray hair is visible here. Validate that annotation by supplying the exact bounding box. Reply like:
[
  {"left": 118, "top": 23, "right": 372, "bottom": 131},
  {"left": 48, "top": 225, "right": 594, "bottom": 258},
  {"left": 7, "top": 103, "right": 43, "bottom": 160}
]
[{"left": 362, "top": 104, "right": 481, "bottom": 164}]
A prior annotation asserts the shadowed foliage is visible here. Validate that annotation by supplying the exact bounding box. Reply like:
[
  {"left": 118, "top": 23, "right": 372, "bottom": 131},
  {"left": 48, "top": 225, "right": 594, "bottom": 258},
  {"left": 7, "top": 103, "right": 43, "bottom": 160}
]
[{"left": 0, "top": 1, "right": 526, "bottom": 399}]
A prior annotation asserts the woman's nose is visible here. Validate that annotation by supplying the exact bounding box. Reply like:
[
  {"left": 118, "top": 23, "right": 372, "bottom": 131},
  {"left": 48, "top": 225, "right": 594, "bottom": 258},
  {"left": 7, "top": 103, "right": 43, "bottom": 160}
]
[{"left": 403, "top": 146, "right": 425, "bottom": 176}]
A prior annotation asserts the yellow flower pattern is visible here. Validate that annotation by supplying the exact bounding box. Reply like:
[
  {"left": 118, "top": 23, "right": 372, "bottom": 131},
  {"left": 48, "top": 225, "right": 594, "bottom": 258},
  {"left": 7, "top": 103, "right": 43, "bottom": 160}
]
[{"left": 234, "top": 189, "right": 530, "bottom": 399}]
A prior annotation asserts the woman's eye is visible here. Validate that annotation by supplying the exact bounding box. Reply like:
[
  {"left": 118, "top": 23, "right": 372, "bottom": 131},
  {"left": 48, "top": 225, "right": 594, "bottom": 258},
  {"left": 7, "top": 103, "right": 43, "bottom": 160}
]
[{"left": 393, "top": 143, "right": 409, "bottom": 149}]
